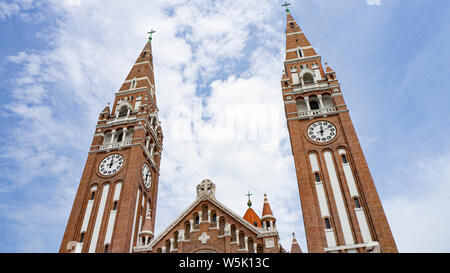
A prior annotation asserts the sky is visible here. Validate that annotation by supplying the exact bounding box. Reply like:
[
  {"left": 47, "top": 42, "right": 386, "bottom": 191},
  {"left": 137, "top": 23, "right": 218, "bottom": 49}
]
[{"left": 0, "top": 0, "right": 449, "bottom": 253}]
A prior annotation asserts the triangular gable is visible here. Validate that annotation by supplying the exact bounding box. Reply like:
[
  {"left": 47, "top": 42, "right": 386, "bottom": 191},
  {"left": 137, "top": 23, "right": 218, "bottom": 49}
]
[{"left": 134, "top": 192, "right": 278, "bottom": 252}]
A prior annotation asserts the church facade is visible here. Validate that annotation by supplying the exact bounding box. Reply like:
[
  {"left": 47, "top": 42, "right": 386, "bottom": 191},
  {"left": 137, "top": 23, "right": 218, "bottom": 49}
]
[
  {"left": 133, "top": 179, "right": 284, "bottom": 253},
  {"left": 59, "top": 6, "right": 397, "bottom": 253}
]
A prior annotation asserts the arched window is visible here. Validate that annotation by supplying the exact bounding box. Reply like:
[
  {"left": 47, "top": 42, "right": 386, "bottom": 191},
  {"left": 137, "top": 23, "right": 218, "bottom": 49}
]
[
  {"left": 219, "top": 217, "right": 225, "bottom": 236},
  {"left": 184, "top": 221, "right": 191, "bottom": 240},
  {"left": 257, "top": 245, "right": 264, "bottom": 253},
  {"left": 354, "top": 197, "right": 361, "bottom": 208},
  {"left": 165, "top": 239, "right": 171, "bottom": 253},
  {"left": 296, "top": 98, "right": 307, "bottom": 113},
  {"left": 325, "top": 218, "right": 331, "bottom": 229},
  {"left": 90, "top": 191, "right": 96, "bottom": 200},
  {"left": 303, "top": 73, "right": 314, "bottom": 84},
  {"left": 210, "top": 211, "right": 217, "bottom": 227},
  {"left": 193, "top": 212, "right": 200, "bottom": 229},
  {"left": 322, "top": 94, "right": 334, "bottom": 108},
  {"left": 118, "top": 106, "right": 128, "bottom": 117},
  {"left": 202, "top": 205, "right": 208, "bottom": 222},
  {"left": 239, "top": 231, "right": 245, "bottom": 249},
  {"left": 156, "top": 248, "right": 162, "bottom": 253},
  {"left": 104, "top": 244, "right": 109, "bottom": 253},
  {"left": 248, "top": 237, "right": 254, "bottom": 253},
  {"left": 231, "top": 225, "right": 236, "bottom": 242},
  {"left": 113, "top": 201, "right": 118, "bottom": 211},
  {"left": 80, "top": 232, "right": 85, "bottom": 243},
  {"left": 173, "top": 232, "right": 178, "bottom": 249},
  {"left": 103, "top": 132, "right": 112, "bottom": 144}
]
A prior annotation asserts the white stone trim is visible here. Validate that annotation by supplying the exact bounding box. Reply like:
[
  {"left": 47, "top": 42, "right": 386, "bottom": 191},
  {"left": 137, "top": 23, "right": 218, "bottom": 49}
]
[
  {"left": 286, "top": 31, "right": 303, "bottom": 36},
  {"left": 134, "top": 193, "right": 278, "bottom": 252}
]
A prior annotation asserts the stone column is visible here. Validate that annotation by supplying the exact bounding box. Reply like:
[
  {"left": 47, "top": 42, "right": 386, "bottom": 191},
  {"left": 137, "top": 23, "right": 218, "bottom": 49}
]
[
  {"left": 122, "top": 127, "right": 128, "bottom": 142},
  {"left": 110, "top": 129, "right": 116, "bottom": 144},
  {"left": 304, "top": 97, "right": 311, "bottom": 111},
  {"left": 317, "top": 94, "right": 325, "bottom": 109}
]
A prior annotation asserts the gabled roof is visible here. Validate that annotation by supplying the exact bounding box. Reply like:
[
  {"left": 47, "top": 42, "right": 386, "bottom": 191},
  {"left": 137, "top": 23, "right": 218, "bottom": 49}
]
[{"left": 134, "top": 192, "right": 278, "bottom": 252}]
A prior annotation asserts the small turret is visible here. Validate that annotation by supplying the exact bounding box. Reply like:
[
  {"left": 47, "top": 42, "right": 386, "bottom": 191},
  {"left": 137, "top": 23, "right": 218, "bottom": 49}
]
[
  {"left": 290, "top": 232, "right": 302, "bottom": 253},
  {"left": 139, "top": 209, "right": 154, "bottom": 246},
  {"left": 261, "top": 193, "right": 276, "bottom": 231}
]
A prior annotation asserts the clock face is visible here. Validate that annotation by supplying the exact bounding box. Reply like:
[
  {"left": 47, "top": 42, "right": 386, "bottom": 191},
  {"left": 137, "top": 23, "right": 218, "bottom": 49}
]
[
  {"left": 99, "top": 154, "right": 124, "bottom": 176},
  {"left": 142, "top": 163, "right": 152, "bottom": 189},
  {"left": 307, "top": 121, "right": 337, "bottom": 143}
]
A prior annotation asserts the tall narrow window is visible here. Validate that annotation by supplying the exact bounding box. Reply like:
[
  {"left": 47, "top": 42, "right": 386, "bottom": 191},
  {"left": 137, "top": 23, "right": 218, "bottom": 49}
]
[
  {"left": 80, "top": 232, "right": 85, "bottom": 243},
  {"left": 219, "top": 217, "right": 225, "bottom": 236},
  {"left": 113, "top": 201, "right": 118, "bottom": 211},
  {"left": 90, "top": 191, "right": 96, "bottom": 200},
  {"left": 117, "top": 133, "right": 124, "bottom": 142},
  {"left": 325, "top": 218, "right": 331, "bottom": 229},
  {"left": 165, "top": 240, "right": 171, "bottom": 253},
  {"left": 342, "top": 155, "right": 348, "bottom": 164},
  {"left": 239, "top": 231, "right": 245, "bottom": 249},
  {"left": 354, "top": 198, "right": 361, "bottom": 208},
  {"left": 315, "top": 173, "right": 320, "bottom": 182},
  {"left": 202, "top": 205, "right": 208, "bottom": 221},
  {"left": 184, "top": 222, "right": 190, "bottom": 240},
  {"left": 248, "top": 237, "right": 254, "bottom": 253},
  {"left": 297, "top": 49, "right": 303, "bottom": 58},
  {"left": 173, "top": 232, "right": 178, "bottom": 249},
  {"left": 104, "top": 244, "right": 109, "bottom": 253},
  {"left": 231, "top": 225, "right": 236, "bottom": 242}
]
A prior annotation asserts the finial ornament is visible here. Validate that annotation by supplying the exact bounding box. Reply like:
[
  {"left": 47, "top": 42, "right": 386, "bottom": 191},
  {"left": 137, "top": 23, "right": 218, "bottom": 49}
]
[
  {"left": 147, "top": 29, "right": 156, "bottom": 42},
  {"left": 245, "top": 191, "right": 253, "bottom": 208},
  {"left": 281, "top": 1, "right": 291, "bottom": 13}
]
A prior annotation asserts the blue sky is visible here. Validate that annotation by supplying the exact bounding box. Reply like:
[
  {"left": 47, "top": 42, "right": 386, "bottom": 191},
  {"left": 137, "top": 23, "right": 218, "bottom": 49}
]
[{"left": 0, "top": 0, "right": 449, "bottom": 253}]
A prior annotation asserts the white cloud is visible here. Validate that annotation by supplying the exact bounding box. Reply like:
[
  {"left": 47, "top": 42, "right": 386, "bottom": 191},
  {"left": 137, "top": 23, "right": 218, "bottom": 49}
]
[
  {"left": 1, "top": 0, "right": 306, "bottom": 252},
  {"left": 0, "top": 2, "right": 20, "bottom": 19},
  {"left": 385, "top": 152, "right": 450, "bottom": 252},
  {"left": 367, "top": 0, "right": 382, "bottom": 6}
]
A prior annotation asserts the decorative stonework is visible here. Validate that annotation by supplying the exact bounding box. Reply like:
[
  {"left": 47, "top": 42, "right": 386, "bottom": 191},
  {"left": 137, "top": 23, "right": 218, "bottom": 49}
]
[
  {"left": 265, "top": 238, "right": 274, "bottom": 248},
  {"left": 196, "top": 179, "right": 216, "bottom": 198},
  {"left": 198, "top": 232, "right": 210, "bottom": 244}
]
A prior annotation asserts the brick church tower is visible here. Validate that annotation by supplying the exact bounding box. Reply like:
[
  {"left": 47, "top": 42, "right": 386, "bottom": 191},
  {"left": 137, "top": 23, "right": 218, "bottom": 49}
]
[
  {"left": 60, "top": 35, "right": 163, "bottom": 253},
  {"left": 280, "top": 6, "right": 398, "bottom": 252}
]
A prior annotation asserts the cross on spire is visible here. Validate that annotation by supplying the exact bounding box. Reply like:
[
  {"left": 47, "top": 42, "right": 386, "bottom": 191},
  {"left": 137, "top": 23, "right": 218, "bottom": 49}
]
[
  {"left": 147, "top": 29, "right": 156, "bottom": 42},
  {"left": 281, "top": 1, "right": 291, "bottom": 13},
  {"left": 245, "top": 191, "right": 253, "bottom": 208}
]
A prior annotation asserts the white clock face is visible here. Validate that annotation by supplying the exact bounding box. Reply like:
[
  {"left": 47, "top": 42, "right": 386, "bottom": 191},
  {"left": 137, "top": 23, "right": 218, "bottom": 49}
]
[
  {"left": 142, "top": 163, "right": 152, "bottom": 189},
  {"left": 99, "top": 154, "right": 124, "bottom": 176},
  {"left": 307, "top": 121, "right": 336, "bottom": 143}
]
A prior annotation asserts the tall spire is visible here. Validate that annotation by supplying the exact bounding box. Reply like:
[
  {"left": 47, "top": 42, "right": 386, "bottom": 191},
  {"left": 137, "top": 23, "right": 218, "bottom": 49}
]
[
  {"left": 285, "top": 12, "right": 318, "bottom": 61},
  {"left": 290, "top": 232, "right": 302, "bottom": 253}
]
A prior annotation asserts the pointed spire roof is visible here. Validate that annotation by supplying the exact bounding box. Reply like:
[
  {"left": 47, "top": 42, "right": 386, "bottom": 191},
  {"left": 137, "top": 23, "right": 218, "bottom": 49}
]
[
  {"left": 284, "top": 11, "right": 318, "bottom": 61},
  {"left": 290, "top": 232, "right": 302, "bottom": 253},
  {"left": 140, "top": 209, "right": 154, "bottom": 237},
  {"left": 325, "top": 62, "right": 334, "bottom": 73},
  {"left": 261, "top": 193, "right": 275, "bottom": 221},
  {"left": 243, "top": 208, "right": 262, "bottom": 228},
  {"left": 243, "top": 191, "right": 261, "bottom": 227},
  {"left": 101, "top": 104, "right": 110, "bottom": 114}
]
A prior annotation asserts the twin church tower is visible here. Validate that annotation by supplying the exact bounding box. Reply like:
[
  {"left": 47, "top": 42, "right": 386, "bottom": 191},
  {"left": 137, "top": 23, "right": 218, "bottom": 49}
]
[{"left": 59, "top": 6, "right": 397, "bottom": 253}]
